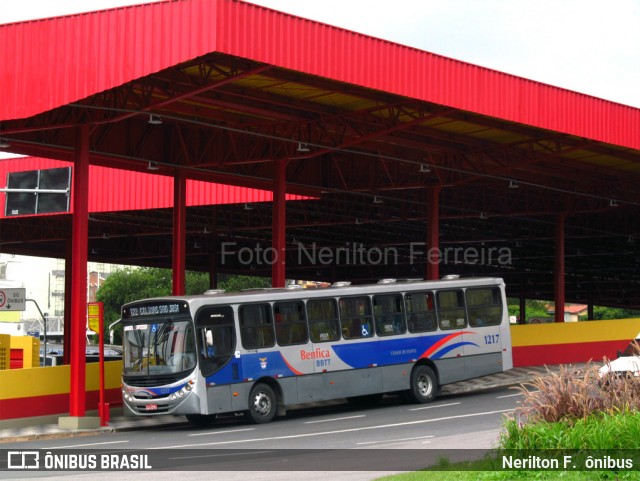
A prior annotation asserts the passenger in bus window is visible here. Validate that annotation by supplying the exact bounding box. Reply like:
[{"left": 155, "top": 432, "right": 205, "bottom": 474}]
[
  {"left": 473, "top": 312, "right": 484, "bottom": 327},
  {"left": 203, "top": 329, "right": 216, "bottom": 357}
]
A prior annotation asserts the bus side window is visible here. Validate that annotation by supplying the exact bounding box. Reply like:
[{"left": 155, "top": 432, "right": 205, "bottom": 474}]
[
  {"left": 339, "top": 296, "right": 374, "bottom": 339},
  {"left": 274, "top": 301, "right": 308, "bottom": 346},
  {"left": 466, "top": 287, "right": 503, "bottom": 327},
  {"left": 307, "top": 299, "right": 340, "bottom": 343},
  {"left": 239, "top": 303, "right": 275, "bottom": 349},
  {"left": 405, "top": 292, "right": 437, "bottom": 333},
  {"left": 373, "top": 294, "right": 406, "bottom": 336},
  {"left": 436, "top": 290, "right": 467, "bottom": 330}
]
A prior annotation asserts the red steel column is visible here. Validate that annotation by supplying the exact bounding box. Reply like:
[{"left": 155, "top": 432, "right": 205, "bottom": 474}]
[
  {"left": 554, "top": 213, "right": 566, "bottom": 323},
  {"left": 425, "top": 186, "right": 441, "bottom": 280},
  {"left": 69, "top": 125, "right": 90, "bottom": 417},
  {"left": 271, "top": 160, "right": 286, "bottom": 287},
  {"left": 172, "top": 172, "right": 187, "bottom": 295}
]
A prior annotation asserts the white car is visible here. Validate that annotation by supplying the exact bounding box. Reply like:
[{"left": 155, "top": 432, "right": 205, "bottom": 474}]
[{"left": 599, "top": 355, "right": 640, "bottom": 378}]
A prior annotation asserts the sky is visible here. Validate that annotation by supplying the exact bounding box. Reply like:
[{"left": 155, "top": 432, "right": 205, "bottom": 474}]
[{"left": 1, "top": 0, "right": 639, "bottom": 109}]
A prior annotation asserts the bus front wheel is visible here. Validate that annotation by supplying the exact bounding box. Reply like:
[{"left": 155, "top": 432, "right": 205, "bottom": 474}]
[
  {"left": 246, "top": 383, "right": 277, "bottom": 424},
  {"left": 407, "top": 365, "right": 438, "bottom": 403}
]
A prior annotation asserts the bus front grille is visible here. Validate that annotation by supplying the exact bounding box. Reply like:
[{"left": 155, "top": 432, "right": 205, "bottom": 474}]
[{"left": 124, "top": 374, "right": 183, "bottom": 387}]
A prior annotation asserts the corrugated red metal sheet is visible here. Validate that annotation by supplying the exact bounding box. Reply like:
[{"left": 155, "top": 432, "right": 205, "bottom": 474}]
[
  {"left": 0, "top": 0, "right": 217, "bottom": 121},
  {"left": 0, "top": 157, "right": 304, "bottom": 217},
  {"left": 1, "top": 0, "right": 640, "bottom": 150},
  {"left": 219, "top": 1, "right": 640, "bottom": 150}
]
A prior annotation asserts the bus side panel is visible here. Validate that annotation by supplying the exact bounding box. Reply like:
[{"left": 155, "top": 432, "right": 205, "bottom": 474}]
[
  {"left": 297, "top": 373, "right": 324, "bottom": 403},
  {"left": 500, "top": 322, "right": 513, "bottom": 371},
  {"left": 381, "top": 363, "right": 411, "bottom": 392},
  {"left": 433, "top": 357, "right": 467, "bottom": 384},
  {"left": 462, "top": 327, "right": 505, "bottom": 380},
  {"left": 230, "top": 383, "right": 253, "bottom": 412},
  {"left": 324, "top": 367, "right": 384, "bottom": 398},
  {"left": 206, "top": 385, "right": 234, "bottom": 414},
  {"left": 279, "top": 377, "right": 299, "bottom": 405},
  {"left": 462, "top": 352, "right": 504, "bottom": 379},
  {"left": 499, "top": 286, "right": 514, "bottom": 371}
]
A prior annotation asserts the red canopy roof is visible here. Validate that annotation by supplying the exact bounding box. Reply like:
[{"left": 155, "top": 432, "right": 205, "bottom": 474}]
[{"left": 1, "top": 0, "right": 639, "bottom": 150}]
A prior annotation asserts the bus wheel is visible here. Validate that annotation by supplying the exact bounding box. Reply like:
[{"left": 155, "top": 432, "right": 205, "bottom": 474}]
[
  {"left": 186, "top": 414, "right": 216, "bottom": 426},
  {"left": 408, "top": 365, "right": 438, "bottom": 403},
  {"left": 247, "top": 383, "right": 277, "bottom": 424}
]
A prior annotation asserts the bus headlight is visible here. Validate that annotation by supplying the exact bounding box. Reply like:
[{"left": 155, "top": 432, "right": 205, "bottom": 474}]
[{"left": 170, "top": 382, "right": 194, "bottom": 400}]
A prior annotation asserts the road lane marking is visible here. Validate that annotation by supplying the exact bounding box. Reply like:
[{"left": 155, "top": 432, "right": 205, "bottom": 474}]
[
  {"left": 168, "top": 450, "right": 272, "bottom": 460},
  {"left": 305, "top": 415, "right": 366, "bottom": 424},
  {"left": 409, "top": 402, "right": 461, "bottom": 411},
  {"left": 44, "top": 440, "right": 130, "bottom": 449},
  {"left": 154, "top": 408, "right": 514, "bottom": 449},
  {"left": 188, "top": 428, "right": 255, "bottom": 437},
  {"left": 356, "top": 435, "right": 434, "bottom": 445},
  {"left": 496, "top": 393, "right": 521, "bottom": 399}
]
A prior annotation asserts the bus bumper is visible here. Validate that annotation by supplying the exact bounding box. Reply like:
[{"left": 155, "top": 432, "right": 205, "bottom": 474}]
[{"left": 122, "top": 390, "right": 202, "bottom": 416}]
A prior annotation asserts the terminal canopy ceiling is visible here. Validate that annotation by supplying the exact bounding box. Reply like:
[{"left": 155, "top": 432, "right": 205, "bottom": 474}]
[{"left": 2, "top": 0, "right": 640, "bottom": 309}]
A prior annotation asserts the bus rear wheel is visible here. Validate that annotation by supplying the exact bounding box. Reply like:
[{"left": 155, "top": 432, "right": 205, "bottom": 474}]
[
  {"left": 407, "top": 365, "right": 438, "bottom": 403},
  {"left": 246, "top": 383, "right": 277, "bottom": 424}
]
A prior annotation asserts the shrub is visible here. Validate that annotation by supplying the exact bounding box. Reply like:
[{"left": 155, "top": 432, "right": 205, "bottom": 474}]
[
  {"left": 501, "top": 361, "right": 640, "bottom": 450},
  {"left": 500, "top": 410, "right": 640, "bottom": 449},
  {"left": 512, "top": 362, "right": 640, "bottom": 425}
]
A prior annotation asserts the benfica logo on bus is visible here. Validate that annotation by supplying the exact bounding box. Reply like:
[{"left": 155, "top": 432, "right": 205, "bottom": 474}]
[{"left": 259, "top": 357, "right": 268, "bottom": 369}]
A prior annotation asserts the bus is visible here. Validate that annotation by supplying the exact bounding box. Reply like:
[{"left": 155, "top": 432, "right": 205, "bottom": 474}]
[{"left": 120, "top": 276, "right": 512, "bottom": 425}]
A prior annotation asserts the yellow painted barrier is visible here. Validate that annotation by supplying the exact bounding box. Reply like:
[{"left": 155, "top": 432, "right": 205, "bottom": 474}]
[
  {"left": 10, "top": 335, "right": 39, "bottom": 368},
  {"left": 511, "top": 318, "right": 640, "bottom": 366},
  {"left": 0, "top": 334, "right": 9, "bottom": 370},
  {"left": 511, "top": 319, "right": 640, "bottom": 347},
  {"left": 0, "top": 360, "right": 122, "bottom": 401},
  {"left": 0, "top": 360, "right": 123, "bottom": 420}
]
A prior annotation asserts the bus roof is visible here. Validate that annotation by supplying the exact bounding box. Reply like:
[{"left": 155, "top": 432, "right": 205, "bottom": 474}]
[{"left": 122, "top": 276, "right": 505, "bottom": 311}]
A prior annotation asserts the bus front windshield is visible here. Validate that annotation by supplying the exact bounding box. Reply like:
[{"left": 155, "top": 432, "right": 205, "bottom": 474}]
[{"left": 123, "top": 319, "right": 196, "bottom": 375}]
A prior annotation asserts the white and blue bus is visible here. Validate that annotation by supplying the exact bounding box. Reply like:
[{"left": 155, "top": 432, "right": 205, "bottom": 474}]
[{"left": 120, "top": 276, "right": 512, "bottom": 425}]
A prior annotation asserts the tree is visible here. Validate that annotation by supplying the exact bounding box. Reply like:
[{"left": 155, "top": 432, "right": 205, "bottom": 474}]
[
  {"left": 592, "top": 306, "right": 640, "bottom": 320},
  {"left": 217, "top": 274, "right": 271, "bottom": 292},
  {"left": 507, "top": 298, "right": 551, "bottom": 323}
]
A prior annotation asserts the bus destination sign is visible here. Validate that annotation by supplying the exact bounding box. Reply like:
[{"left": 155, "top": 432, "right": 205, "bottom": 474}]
[{"left": 123, "top": 302, "right": 189, "bottom": 319}]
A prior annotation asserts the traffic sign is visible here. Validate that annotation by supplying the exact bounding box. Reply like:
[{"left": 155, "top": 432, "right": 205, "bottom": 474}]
[
  {"left": 88, "top": 301, "right": 103, "bottom": 334},
  {"left": 0, "top": 288, "right": 26, "bottom": 311}
]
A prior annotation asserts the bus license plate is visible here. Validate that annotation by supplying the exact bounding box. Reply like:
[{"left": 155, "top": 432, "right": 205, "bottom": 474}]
[{"left": 145, "top": 403, "right": 158, "bottom": 411}]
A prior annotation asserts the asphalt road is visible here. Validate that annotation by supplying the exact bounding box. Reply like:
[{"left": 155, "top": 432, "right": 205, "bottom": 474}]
[{"left": 2, "top": 386, "right": 521, "bottom": 480}]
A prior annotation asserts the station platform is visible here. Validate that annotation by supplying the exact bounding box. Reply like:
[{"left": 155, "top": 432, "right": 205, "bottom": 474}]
[{"left": 0, "top": 363, "right": 589, "bottom": 444}]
